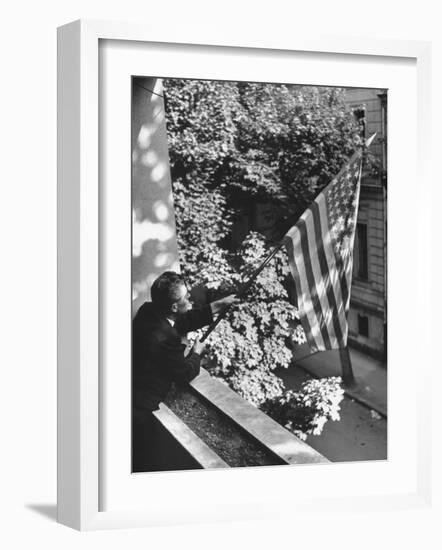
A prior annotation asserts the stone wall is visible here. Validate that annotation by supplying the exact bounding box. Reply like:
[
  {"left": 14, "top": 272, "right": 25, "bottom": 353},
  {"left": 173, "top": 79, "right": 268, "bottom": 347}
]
[{"left": 131, "top": 77, "right": 180, "bottom": 316}]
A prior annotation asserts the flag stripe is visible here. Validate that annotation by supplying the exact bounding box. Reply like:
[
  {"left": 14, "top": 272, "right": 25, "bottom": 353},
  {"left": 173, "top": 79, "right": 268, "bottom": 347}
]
[
  {"left": 334, "top": 251, "right": 349, "bottom": 314},
  {"left": 310, "top": 200, "right": 345, "bottom": 346},
  {"left": 283, "top": 235, "right": 317, "bottom": 350},
  {"left": 302, "top": 207, "right": 339, "bottom": 347},
  {"left": 296, "top": 217, "right": 332, "bottom": 349},
  {"left": 343, "top": 162, "right": 361, "bottom": 309},
  {"left": 286, "top": 227, "right": 326, "bottom": 350},
  {"left": 316, "top": 194, "right": 348, "bottom": 345}
]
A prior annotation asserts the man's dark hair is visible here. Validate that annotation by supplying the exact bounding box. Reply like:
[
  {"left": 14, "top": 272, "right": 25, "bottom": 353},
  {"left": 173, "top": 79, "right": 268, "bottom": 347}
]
[{"left": 150, "top": 271, "right": 185, "bottom": 312}]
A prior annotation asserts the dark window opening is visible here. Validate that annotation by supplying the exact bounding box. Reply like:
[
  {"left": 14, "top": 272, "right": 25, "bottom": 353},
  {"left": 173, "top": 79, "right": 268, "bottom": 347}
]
[
  {"left": 378, "top": 92, "right": 388, "bottom": 173},
  {"left": 354, "top": 222, "right": 368, "bottom": 280},
  {"left": 358, "top": 315, "right": 369, "bottom": 337}
]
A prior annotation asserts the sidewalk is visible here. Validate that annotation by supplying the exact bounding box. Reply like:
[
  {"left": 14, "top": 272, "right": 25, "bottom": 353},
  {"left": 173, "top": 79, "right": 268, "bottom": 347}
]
[{"left": 291, "top": 343, "right": 387, "bottom": 417}]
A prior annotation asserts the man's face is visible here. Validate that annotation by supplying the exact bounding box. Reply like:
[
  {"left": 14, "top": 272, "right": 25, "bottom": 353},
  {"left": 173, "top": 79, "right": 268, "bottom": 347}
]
[{"left": 172, "top": 284, "right": 192, "bottom": 315}]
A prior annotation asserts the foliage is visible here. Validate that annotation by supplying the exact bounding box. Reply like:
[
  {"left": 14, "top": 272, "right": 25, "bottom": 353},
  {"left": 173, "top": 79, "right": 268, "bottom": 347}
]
[
  {"left": 232, "top": 83, "right": 363, "bottom": 218},
  {"left": 261, "top": 377, "right": 345, "bottom": 440},
  {"left": 163, "top": 80, "right": 240, "bottom": 288},
  {"left": 171, "top": 178, "right": 235, "bottom": 290},
  {"left": 199, "top": 232, "right": 302, "bottom": 406}
]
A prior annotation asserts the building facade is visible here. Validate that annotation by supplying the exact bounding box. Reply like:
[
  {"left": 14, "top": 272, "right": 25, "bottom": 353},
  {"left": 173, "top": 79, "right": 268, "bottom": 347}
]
[{"left": 345, "top": 88, "right": 387, "bottom": 360}]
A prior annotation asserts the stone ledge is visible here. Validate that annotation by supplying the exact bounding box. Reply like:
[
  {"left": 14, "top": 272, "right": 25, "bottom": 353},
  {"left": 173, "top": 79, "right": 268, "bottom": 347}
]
[
  {"left": 151, "top": 404, "right": 229, "bottom": 470},
  {"left": 189, "top": 368, "right": 329, "bottom": 465}
]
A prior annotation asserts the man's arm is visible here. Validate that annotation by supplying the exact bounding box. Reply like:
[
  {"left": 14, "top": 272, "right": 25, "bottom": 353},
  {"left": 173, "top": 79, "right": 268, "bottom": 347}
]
[
  {"left": 175, "top": 304, "right": 213, "bottom": 335},
  {"left": 175, "top": 295, "right": 239, "bottom": 335}
]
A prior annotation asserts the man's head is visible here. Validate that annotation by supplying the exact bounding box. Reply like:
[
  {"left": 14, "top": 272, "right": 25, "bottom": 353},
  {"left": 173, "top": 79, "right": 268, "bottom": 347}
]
[{"left": 150, "top": 271, "right": 191, "bottom": 318}]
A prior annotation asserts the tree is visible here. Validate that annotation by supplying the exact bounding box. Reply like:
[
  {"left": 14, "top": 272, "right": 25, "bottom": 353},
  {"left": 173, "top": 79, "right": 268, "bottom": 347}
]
[
  {"left": 164, "top": 79, "right": 240, "bottom": 289},
  {"left": 231, "top": 83, "right": 362, "bottom": 222},
  {"left": 200, "top": 232, "right": 302, "bottom": 406}
]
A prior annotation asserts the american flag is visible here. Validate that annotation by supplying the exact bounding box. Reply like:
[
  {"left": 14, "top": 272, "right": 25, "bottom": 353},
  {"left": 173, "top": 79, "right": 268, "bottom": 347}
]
[{"left": 284, "top": 141, "right": 371, "bottom": 351}]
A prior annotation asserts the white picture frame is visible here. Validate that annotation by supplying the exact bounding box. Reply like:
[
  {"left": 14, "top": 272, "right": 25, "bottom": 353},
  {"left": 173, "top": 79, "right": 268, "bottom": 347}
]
[{"left": 57, "top": 19, "right": 433, "bottom": 531}]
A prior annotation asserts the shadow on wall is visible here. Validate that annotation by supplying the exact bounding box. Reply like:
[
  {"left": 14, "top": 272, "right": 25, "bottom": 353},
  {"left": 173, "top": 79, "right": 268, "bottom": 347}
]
[{"left": 132, "top": 77, "right": 180, "bottom": 316}]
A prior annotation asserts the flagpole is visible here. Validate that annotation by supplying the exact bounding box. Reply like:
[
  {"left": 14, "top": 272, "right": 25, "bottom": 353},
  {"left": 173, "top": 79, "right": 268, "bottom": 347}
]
[
  {"left": 339, "top": 346, "right": 356, "bottom": 388},
  {"left": 293, "top": 347, "right": 355, "bottom": 387}
]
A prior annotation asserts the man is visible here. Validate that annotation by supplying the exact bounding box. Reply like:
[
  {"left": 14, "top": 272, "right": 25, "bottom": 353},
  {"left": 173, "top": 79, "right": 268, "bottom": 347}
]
[{"left": 132, "top": 270, "right": 236, "bottom": 471}]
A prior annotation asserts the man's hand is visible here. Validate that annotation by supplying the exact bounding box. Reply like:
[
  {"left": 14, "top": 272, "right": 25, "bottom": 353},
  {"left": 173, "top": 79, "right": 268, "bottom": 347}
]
[
  {"left": 210, "top": 294, "right": 239, "bottom": 317},
  {"left": 192, "top": 336, "right": 206, "bottom": 355}
]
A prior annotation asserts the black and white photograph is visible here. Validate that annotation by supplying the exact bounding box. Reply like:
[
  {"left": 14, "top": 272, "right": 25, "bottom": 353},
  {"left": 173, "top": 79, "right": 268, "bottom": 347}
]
[{"left": 131, "top": 76, "right": 387, "bottom": 473}]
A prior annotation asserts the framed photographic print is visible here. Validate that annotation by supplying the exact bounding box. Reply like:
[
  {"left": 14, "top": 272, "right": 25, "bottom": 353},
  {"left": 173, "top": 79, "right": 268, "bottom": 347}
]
[
  {"left": 57, "top": 19, "right": 432, "bottom": 530},
  {"left": 131, "top": 74, "right": 386, "bottom": 474}
]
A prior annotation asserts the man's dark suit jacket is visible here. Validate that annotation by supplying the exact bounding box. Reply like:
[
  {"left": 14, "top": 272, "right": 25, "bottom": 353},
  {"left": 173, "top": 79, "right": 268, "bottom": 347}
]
[{"left": 132, "top": 302, "right": 213, "bottom": 411}]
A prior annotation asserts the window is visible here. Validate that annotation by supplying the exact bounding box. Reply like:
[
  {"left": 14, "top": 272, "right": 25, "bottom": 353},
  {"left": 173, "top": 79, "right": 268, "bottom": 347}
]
[
  {"left": 358, "top": 314, "right": 369, "bottom": 337},
  {"left": 354, "top": 222, "right": 368, "bottom": 280},
  {"left": 378, "top": 92, "right": 388, "bottom": 172}
]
